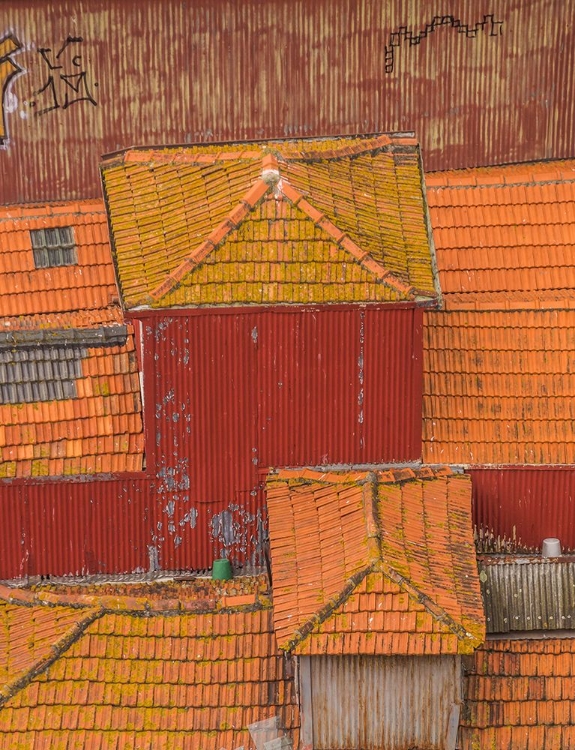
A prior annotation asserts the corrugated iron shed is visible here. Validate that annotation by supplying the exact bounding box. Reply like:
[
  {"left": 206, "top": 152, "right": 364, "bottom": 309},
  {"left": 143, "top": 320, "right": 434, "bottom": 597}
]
[{"left": 1, "top": 1, "right": 574, "bottom": 202}]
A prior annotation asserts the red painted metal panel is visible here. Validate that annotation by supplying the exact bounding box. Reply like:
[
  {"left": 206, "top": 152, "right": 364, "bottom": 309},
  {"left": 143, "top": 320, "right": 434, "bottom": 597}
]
[
  {"left": 256, "top": 308, "right": 362, "bottom": 466},
  {"left": 0, "top": 477, "right": 153, "bottom": 579},
  {"left": 363, "top": 307, "right": 423, "bottom": 462},
  {"left": 0, "top": 1, "right": 573, "bottom": 203},
  {"left": 0, "top": 484, "right": 26, "bottom": 579},
  {"left": 471, "top": 467, "right": 575, "bottom": 553},
  {"left": 141, "top": 304, "right": 422, "bottom": 571}
]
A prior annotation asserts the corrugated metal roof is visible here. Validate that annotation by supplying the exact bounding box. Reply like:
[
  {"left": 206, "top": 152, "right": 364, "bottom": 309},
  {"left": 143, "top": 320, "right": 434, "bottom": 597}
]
[
  {"left": 102, "top": 135, "right": 437, "bottom": 309},
  {"left": 2, "top": 1, "right": 574, "bottom": 202},
  {"left": 266, "top": 467, "right": 484, "bottom": 655}
]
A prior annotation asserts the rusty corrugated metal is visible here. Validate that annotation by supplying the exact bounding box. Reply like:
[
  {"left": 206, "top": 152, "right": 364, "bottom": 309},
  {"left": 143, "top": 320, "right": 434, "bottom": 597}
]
[
  {"left": 480, "top": 558, "right": 575, "bottom": 634},
  {"left": 470, "top": 467, "right": 575, "bottom": 553},
  {"left": 1, "top": 1, "right": 573, "bottom": 204},
  {"left": 139, "top": 304, "right": 422, "bottom": 572},
  {"left": 307, "top": 655, "right": 461, "bottom": 750},
  {"left": 0, "top": 477, "right": 152, "bottom": 579}
]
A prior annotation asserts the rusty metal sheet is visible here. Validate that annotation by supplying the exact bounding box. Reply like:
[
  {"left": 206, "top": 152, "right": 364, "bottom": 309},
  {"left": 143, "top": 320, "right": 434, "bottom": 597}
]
[
  {"left": 0, "top": 1, "right": 573, "bottom": 203},
  {"left": 480, "top": 558, "right": 575, "bottom": 633},
  {"left": 471, "top": 467, "right": 575, "bottom": 553},
  {"left": 306, "top": 654, "right": 461, "bottom": 750},
  {"left": 139, "top": 304, "right": 422, "bottom": 572},
  {"left": 0, "top": 477, "right": 152, "bottom": 579}
]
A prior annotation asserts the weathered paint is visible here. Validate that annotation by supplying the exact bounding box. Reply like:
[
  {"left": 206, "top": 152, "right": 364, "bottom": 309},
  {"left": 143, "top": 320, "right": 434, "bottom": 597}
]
[
  {"left": 480, "top": 558, "right": 575, "bottom": 633},
  {"left": 303, "top": 654, "right": 461, "bottom": 750},
  {"left": 471, "top": 467, "right": 575, "bottom": 553},
  {"left": 0, "top": 1, "right": 573, "bottom": 203}
]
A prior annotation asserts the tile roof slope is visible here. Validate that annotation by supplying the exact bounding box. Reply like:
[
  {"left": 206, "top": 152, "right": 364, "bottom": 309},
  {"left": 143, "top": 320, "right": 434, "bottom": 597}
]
[
  {"left": 0, "top": 579, "right": 299, "bottom": 750},
  {"left": 0, "top": 201, "right": 144, "bottom": 477},
  {"left": 423, "top": 310, "right": 575, "bottom": 465},
  {"left": 425, "top": 159, "right": 575, "bottom": 310},
  {"left": 460, "top": 637, "right": 575, "bottom": 750},
  {"left": 102, "top": 134, "right": 438, "bottom": 309},
  {"left": 266, "top": 467, "right": 484, "bottom": 656},
  {"left": 0, "top": 202, "right": 119, "bottom": 325}
]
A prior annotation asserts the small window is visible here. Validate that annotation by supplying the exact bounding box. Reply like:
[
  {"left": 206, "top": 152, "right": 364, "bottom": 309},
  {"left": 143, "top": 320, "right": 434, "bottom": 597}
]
[{"left": 30, "top": 226, "right": 77, "bottom": 268}]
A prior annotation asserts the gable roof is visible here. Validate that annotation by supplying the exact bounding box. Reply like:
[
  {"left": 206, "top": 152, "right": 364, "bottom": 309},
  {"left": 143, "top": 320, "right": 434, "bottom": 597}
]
[
  {"left": 423, "top": 309, "right": 575, "bottom": 465},
  {"left": 0, "top": 201, "right": 144, "bottom": 478},
  {"left": 266, "top": 467, "right": 484, "bottom": 656},
  {"left": 0, "top": 577, "right": 298, "bottom": 750},
  {"left": 426, "top": 159, "right": 575, "bottom": 311},
  {"left": 101, "top": 134, "right": 438, "bottom": 309}
]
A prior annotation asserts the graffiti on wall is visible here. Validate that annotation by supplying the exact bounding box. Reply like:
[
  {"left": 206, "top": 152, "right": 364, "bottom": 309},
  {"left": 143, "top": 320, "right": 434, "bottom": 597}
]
[
  {"left": 30, "top": 35, "right": 97, "bottom": 116},
  {"left": 384, "top": 13, "right": 503, "bottom": 73},
  {"left": 0, "top": 33, "right": 23, "bottom": 146}
]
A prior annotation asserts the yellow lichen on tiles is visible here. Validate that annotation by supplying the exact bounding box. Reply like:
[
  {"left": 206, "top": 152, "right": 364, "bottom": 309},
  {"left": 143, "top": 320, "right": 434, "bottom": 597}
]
[{"left": 102, "top": 136, "right": 438, "bottom": 309}]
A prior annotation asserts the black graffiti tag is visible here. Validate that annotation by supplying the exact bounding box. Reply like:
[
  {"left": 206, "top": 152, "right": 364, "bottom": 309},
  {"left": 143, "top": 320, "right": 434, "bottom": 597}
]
[{"left": 31, "top": 35, "right": 97, "bottom": 116}]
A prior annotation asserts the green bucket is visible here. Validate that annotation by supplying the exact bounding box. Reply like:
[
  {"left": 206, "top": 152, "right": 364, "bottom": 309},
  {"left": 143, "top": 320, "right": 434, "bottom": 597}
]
[{"left": 212, "top": 558, "right": 233, "bottom": 580}]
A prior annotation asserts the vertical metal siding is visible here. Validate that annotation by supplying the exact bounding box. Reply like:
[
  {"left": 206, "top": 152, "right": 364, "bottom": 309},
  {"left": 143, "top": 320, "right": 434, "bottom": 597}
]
[
  {"left": 142, "top": 305, "right": 421, "bottom": 572},
  {"left": 0, "top": 477, "right": 152, "bottom": 579},
  {"left": 471, "top": 467, "right": 575, "bottom": 553},
  {"left": 308, "top": 654, "right": 460, "bottom": 750},
  {"left": 1, "top": 1, "right": 573, "bottom": 203}
]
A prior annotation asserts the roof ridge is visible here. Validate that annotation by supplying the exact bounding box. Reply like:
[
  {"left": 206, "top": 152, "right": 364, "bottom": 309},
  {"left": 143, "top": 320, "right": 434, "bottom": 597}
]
[
  {"left": 279, "top": 180, "right": 418, "bottom": 299},
  {"left": 378, "top": 561, "right": 476, "bottom": 644},
  {"left": 149, "top": 176, "right": 272, "bottom": 302},
  {"left": 278, "top": 564, "right": 375, "bottom": 653},
  {"left": 0, "top": 607, "right": 102, "bottom": 708}
]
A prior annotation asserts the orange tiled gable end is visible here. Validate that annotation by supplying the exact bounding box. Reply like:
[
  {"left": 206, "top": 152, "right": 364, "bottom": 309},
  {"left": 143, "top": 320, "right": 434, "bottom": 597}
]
[
  {"left": 101, "top": 134, "right": 439, "bottom": 309},
  {"left": 0, "top": 579, "right": 299, "bottom": 749},
  {"left": 0, "top": 201, "right": 144, "bottom": 477},
  {"left": 266, "top": 467, "right": 485, "bottom": 656}
]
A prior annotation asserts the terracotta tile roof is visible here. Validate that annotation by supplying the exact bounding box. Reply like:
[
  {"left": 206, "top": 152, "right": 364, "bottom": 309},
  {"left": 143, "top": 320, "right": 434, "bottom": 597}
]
[
  {"left": 423, "top": 310, "right": 575, "bottom": 465},
  {"left": 0, "top": 201, "right": 119, "bottom": 323},
  {"left": 425, "top": 159, "right": 575, "bottom": 310},
  {"left": 460, "top": 637, "right": 575, "bottom": 750},
  {"left": 0, "top": 201, "right": 144, "bottom": 477},
  {"left": 102, "top": 135, "right": 438, "bottom": 309},
  {"left": 0, "top": 578, "right": 299, "bottom": 749},
  {"left": 266, "top": 467, "right": 484, "bottom": 656}
]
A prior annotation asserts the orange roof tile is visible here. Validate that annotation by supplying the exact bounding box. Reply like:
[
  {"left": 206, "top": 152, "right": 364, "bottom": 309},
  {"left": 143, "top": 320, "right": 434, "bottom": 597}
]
[
  {"left": 423, "top": 309, "right": 575, "bottom": 465},
  {"left": 426, "top": 159, "right": 575, "bottom": 310},
  {"left": 102, "top": 135, "right": 439, "bottom": 309},
  {"left": 460, "top": 637, "right": 575, "bottom": 750},
  {"left": 266, "top": 468, "right": 484, "bottom": 655},
  {"left": 0, "top": 201, "right": 119, "bottom": 324},
  {"left": 0, "top": 201, "right": 144, "bottom": 478},
  {"left": 0, "top": 578, "right": 298, "bottom": 750}
]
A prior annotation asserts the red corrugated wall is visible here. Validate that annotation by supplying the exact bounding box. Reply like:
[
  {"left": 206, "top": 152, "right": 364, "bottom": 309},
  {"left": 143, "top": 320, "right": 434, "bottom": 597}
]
[
  {"left": 0, "top": 304, "right": 423, "bottom": 579},
  {"left": 1, "top": 0, "right": 574, "bottom": 203},
  {"left": 0, "top": 477, "right": 153, "bottom": 579},
  {"left": 139, "top": 304, "right": 423, "bottom": 571},
  {"left": 471, "top": 467, "right": 575, "bottom": 553}
]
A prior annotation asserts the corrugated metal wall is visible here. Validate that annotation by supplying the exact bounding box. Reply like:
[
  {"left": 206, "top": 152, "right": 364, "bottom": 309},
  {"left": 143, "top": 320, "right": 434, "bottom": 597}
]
[
  {"left": 0, "top": 477, "right": 153, "bottom": 579},
  {"left": 139, "top": 304, "right": 422, "bottom": 571},
  {"left": 480, "top": 559, "right": 575, "bottom": 633},
  {"left": 1, "top": 0, "right": 574, "bottom": 203},
  {"left": 471, "top": 467, "right": 575, "bottom": 553},
  {"left": 306, "top": 654, "right": 460, "bottom": 750}
]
